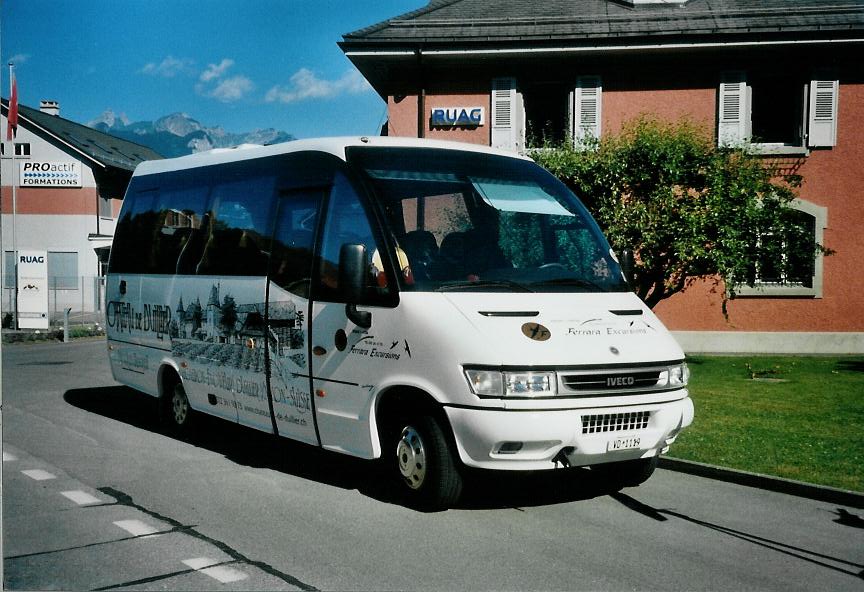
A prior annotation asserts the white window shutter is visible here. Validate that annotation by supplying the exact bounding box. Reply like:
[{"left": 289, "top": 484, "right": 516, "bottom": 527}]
[
  {"left": 718, "top": 71, "right": 748, "bottom": 146},
  {"left": 491, "top": 77, "right": 524, "bottom": 152},
  {"left": 808, "top": 80, "right": 839, "bottom": 147},
  {"left": 573, "top": 76, "right": 602, "bottom": 143}
]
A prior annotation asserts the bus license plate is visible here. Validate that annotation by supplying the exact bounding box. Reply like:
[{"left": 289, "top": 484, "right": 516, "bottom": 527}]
[{"left": 608, "top": 436, "right": 641, "bottom": 451}]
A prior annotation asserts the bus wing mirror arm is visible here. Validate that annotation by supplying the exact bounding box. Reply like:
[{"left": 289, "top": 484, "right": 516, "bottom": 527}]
[
  {"left": 619, "top": 249, "right": 635, "bottom": 290},
  {"left": 339, "top": 243, "right": 372, "bottom": 329}
]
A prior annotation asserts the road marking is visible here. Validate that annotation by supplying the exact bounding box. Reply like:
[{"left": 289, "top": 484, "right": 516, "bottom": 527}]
[
  {"left": 113, "top": 519, "right": 160, "bottom": 537},
  {"left": 3, "top": 452, "right": 18, "bottom": 461},
  {"left": 22, "top": 469, "right": 56, "bottom": 481},
  {"left": 60, "top": 490, "right": 102, "bottom": 505},
  {"left": 182, "top": 557, "right": 248, "bottom": 584},
  {"left": 182, "top": 557, "right": 220, "bottom": 570}
]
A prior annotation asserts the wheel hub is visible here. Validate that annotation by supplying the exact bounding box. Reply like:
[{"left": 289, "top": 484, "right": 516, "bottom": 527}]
[
  {"left": 172, "top": 388, "right": 188, "bottom": 425},
  {"left": 396, "top": 426, "right": 426, "bottom": 489}
]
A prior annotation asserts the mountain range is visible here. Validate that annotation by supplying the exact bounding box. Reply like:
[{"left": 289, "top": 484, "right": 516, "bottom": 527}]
[{"left": 87, "top": 110, "right": 295, "bottom": 158}]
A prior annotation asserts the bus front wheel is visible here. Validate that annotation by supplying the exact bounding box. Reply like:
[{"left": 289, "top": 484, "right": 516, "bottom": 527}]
[{"left": 391, "top": 415, "right": 462, "bottom": 510}]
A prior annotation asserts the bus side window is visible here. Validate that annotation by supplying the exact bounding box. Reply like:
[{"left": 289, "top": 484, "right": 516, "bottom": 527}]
[
  {"left": 196, "top": 174, "right": 276, "bottom": 276},
  {"left": 269, "top": 189, "right": 324, "bottom": 298},
  {"left": 155, "top": 183, "right": 210, "bottom": 274},
  {"left": 316, "top": 172, "right": 391, "bottom": 303},
  {"left": 110, "top": 188, "right": 159, "bottom": 274}
]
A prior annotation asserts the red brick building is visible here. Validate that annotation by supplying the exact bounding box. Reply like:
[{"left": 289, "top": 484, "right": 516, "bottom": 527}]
[{"left": 341, "top": 0, "right": 864, "bottom": 353}]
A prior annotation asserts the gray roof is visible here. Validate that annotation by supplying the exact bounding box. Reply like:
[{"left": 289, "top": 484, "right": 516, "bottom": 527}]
[
  {"left": 2, "top": 99, "right": 162, "bottom": 171},
  {"left": 342, "top": 0, "right": 864, "bottom": 46}
]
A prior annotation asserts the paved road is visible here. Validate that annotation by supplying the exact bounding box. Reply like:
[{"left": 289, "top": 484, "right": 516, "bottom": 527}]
[{"left": 3, "top": 340, "right": 863, "bottom": 591}]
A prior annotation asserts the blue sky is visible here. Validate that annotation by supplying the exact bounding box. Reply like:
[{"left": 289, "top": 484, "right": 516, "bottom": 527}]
[{"left": 1, "top": 0, "right": 425, "bottom": 138}]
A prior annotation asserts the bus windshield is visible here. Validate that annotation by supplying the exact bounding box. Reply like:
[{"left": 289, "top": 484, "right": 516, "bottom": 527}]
[{"left": 347, "top": 147, "right": 629, "bottom": 294}]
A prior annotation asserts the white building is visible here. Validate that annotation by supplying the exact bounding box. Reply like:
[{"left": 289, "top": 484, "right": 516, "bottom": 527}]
[{"left": 1, "top": 99, "right": 162, "bottom": 324}]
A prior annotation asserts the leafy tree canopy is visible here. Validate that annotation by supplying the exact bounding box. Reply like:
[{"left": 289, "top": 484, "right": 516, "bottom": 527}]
[{"left": 533, "top": 116, "right": 829, "bottom": 312}]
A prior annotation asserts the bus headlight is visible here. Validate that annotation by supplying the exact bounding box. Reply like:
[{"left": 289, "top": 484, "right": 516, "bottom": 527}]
[
  {"left": 465, "top": 369, "right": 557, "bottom": 397},
  {"left": 465, "top": 370, "right": 503, "bottom": 396},
  {"left": 658, "top": 362, "right": 690, "bottom": 388}
]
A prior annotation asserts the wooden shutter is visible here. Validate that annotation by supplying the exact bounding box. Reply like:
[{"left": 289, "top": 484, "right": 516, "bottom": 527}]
[
  {"left": 573, "top": 76, "right": 602, "bottom": 143},
  {"left": 491, "top": 77, "right": 523, "bottom": 151},
  {"left": 718, "top": 71, "right": 748, "bottom": 146},
  {"left": 808, "top": 80, "right": 839, "bottom": 147}
]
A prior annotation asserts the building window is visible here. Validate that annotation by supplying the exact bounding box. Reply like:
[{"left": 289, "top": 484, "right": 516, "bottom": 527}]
[
  {"left": 737, "top": 199, "right": 827, "bottom": 298},
  {"left": 719, "top": 72, "right": 838, "bottom": 151},
  {"left": 750, "top": 73, "right": 805, "bottom": 146},
  {"left": 15, "top": 143, "right": 30, "bottom": 156},
  {"left": 492, "top": 76, "right": 601, "bottom": 152},
  {"left": 99, "top": 195, "right": 114, "bottom": 218},
  {"left": 48, "top": 251, "right": 79, "bottom": 290},
  {"left": 524, "top": 83, "right": 570, "bottom": 147},
  {"left": 2, "top": 251, "right": 14, "bottom": 288}
]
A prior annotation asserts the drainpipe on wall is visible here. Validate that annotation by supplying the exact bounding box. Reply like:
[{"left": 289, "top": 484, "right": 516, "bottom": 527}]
[{"left": 416, "top": 49, "right": 425, "bottom": 139}]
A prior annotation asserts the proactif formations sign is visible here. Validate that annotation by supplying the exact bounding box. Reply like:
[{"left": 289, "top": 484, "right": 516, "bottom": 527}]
[{"left": 20, "top": 161, "right": 82, "bottom": 187}]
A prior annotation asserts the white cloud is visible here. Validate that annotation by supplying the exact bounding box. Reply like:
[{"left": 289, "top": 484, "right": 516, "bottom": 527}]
[
  {"left": 265, "top": 69, "right": 371, "bottom": 104},
  {"left": 195, "top": 59, "right": 253, "bottom": 103},
  {"left": 206, "top": 75, "right": 254, "bottom": 103},
  {"left": 200, "top": 59, "right": 235, "bottom": 83},
  {"left": 140, "top": 56, "right": 195, "bottom": 77}
]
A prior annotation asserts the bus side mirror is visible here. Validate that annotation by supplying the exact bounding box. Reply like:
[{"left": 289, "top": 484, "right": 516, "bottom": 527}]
[
  {"left": 338, "top": 243, "right": 372, "bottom": 329},
  {"left": 620, "top": 249, "right": 635, "bottom": 290}
]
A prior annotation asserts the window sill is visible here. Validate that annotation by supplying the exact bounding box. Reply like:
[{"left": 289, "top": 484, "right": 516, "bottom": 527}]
[
  {"left": 750, "top": 144, "right": 810, "bottom": 157},
  {"left": 735, "top": 283, "right": 819, "bottom": 298}
]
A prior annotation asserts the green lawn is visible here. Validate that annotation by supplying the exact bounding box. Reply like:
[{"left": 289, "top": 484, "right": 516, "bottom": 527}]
[{"left": 669, "top": 356, "right": 864, "bottom": 492}]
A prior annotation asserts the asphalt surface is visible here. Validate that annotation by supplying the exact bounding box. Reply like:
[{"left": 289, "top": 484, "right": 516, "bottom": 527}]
[{"left": 3, "top": 339, "right": 863, "bottom": 591}]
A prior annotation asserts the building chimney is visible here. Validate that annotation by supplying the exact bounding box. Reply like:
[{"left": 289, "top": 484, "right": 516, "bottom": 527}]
[{"left": 40, "top": 100, "right": 60, "bottom": 116}]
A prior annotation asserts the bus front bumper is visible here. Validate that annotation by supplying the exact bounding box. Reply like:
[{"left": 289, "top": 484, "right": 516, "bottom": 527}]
[{"left": 444, "top": 394, "right": 694, "bottom": 471}]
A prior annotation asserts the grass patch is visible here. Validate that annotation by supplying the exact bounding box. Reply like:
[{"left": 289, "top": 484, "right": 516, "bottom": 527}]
[{"left": 670, "top": 356, "right": 864, "bottom": 492}]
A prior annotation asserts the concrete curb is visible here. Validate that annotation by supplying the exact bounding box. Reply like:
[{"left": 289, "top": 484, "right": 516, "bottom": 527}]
[{"left": 660, "top": 457, "right": 864, "bottom": 509}]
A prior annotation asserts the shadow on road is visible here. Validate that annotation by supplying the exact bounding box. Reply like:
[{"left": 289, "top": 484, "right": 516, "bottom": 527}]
[
  {"left": 64, "top": 385, "right": 609, "bottom": 512},
  {"left": 610, "top": 492, "right": 864, "bottom": 580}
]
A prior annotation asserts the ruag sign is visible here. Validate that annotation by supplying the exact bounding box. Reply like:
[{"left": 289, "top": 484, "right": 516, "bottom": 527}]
[
  {"left": 430, "top": 107, "right": 485, "bottom": 127},
  {"left": 17, "top": 250, "right": 50, "bottom": 329},
  {"left": 20, "top": 161, "right": 82, "bottom": 187}
]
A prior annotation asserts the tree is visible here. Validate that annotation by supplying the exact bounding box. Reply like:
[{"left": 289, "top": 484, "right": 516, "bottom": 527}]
[{"left": 533, "top": 116, "right": 829, "bottom": 312}]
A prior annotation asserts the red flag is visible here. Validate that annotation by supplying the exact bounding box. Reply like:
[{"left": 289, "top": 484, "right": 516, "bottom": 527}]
[{"left": 6, "top": 73, "right": 18, "bottom": 141}]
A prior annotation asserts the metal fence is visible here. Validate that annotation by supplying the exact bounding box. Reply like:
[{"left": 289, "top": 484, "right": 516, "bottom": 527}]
[{"left": 3, "top": 275, "right": 106, "bottom": 327}]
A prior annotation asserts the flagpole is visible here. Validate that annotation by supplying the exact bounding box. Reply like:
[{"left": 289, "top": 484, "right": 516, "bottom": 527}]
[{"left": 8, "top": 62, "right": 17, "bottom": 330}]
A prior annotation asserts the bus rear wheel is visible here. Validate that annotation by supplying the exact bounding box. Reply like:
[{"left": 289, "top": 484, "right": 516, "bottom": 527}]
[
  {"left": 391, "top": 415, "right": 462, "bottom": 510},
  {"left": 162, "top": 381, "right": 193, "bottom": 434}
]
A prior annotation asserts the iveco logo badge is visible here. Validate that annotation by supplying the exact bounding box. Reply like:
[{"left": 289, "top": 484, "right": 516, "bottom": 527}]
[
  {"left": 607, "top": 376, "right": 635, "bottom": 387},
  {"left": 521, "top": 322, "right": 551, "bottom": 341}
]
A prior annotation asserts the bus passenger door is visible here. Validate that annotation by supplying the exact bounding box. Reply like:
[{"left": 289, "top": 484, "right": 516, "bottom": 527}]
[
  {"left": 310, "top": 173, "right": 393, "bottom": 459},
  {"left": 265, "top": 188, "right": 324, "bottom": 446}
]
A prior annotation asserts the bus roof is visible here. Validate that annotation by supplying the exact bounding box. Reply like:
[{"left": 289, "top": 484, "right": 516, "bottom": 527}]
[{"left": 132, "top": 136, "right": 533, "bottom": 177}]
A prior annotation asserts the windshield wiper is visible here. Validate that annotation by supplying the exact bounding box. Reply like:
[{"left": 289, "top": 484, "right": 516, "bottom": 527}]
[
  {"left": 434, "top": 280, "right": 534, "bottom": 293},
  {"left": 530, "top": 277, "right": 607, "bottom": 292}
]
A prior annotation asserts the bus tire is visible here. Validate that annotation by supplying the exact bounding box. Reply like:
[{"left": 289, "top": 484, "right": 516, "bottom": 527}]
[
  {"left": 392, "top": 415, "right": 462, "bottom": 510},
  {"left": 162, "top": 381, "right": 193, "bottom": 434},
  {"left": 592, "top": 456, "right": 658, "bottom": 489}
]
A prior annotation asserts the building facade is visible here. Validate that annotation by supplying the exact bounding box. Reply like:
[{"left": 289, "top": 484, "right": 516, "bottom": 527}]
[
  {"left": 341, "top": 0, "right": 864, "bottom": 353},
  {"left": 1, "top": 99, "right": 162, "bottom": 325}
]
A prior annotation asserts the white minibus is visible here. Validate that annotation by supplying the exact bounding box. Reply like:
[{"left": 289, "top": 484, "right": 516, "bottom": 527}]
[{"left": 106, "top": 137, "right": 693, "bottom": 509}]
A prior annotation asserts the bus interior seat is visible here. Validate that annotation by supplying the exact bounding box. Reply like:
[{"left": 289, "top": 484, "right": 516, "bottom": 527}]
[{"left": 400, "top": 229, "right": 439, "bottom": 280}]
